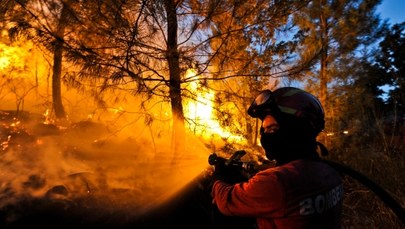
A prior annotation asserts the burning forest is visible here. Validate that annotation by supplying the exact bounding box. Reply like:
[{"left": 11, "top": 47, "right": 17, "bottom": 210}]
[
  {"left": 0, "top": 37, "right": 254, "bottom": 229},
  {"left": 1, "top": 0, "right": 404, "bottom": 228}
]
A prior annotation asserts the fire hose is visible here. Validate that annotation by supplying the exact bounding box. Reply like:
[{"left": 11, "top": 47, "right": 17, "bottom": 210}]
[{"left": 208, "top": 150, "right": 405, "bottom": 226}]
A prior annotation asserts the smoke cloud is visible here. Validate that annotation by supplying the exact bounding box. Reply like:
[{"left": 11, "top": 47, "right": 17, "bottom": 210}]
[{"left": 0, "top": 110, "right": 211, "bottom": 225}]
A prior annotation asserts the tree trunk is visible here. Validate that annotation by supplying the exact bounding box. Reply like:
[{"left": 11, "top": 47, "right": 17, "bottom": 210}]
[
  {"left": 52, "top": 0, "right": 69, "bottom": 119},
  {"left": 164, "top": 0, "right": 186, "bottom": 164},
  {"left": 52, "top": 40, "right": 65, "bottom": 119},
  {"left": 319, "top": 0, "right": 329, "bottom": 107}
]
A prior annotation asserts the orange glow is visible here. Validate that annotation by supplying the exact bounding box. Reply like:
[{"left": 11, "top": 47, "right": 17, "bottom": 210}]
[
  {"left": 183, "top": 69, "right": 246, "bottom": 144},
  {"left": 0, "top": 37, "right": 52, "bottom": 112},
  {"left": 0, "top": 43, "right": 27, "bottom": 70},
  {"left": 0, "top": 38, "right": 244, "bottom": 222},
  {"left": 0, "top": 55, "right": 11, "bottom": 70}
]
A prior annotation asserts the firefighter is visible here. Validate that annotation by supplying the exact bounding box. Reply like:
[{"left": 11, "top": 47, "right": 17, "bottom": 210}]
[{"left": 211, "top": 87, "right": 343, "bottom": 229}]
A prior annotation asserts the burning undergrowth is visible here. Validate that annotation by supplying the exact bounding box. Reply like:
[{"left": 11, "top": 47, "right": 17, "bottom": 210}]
[{"left": 0, "top": 110, "right": 212, "bottom": 228}]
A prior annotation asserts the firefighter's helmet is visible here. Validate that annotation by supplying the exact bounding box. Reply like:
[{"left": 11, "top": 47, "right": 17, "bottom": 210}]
[{"left": 247, "top": 87, "right": 325, "bottom": 134}]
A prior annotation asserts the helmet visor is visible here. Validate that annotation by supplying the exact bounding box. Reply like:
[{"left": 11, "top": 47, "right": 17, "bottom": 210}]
[{"left": 247, "top": 90, "right": 280, "bottom": 119}]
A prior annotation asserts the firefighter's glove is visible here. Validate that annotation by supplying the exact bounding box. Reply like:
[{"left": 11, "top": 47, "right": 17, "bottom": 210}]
[{"left": 212, "top": 163, "right": 247, "bottom": 184}]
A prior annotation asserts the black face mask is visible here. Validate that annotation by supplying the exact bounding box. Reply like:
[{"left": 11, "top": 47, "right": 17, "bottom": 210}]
[{"left": 260, "top": 115, "right": 319, "bottom": 165}]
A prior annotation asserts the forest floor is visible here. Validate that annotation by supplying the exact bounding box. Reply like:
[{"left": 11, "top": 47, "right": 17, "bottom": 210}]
[{"left": 0, "top": 175, "right": 216, "bottom": 229}]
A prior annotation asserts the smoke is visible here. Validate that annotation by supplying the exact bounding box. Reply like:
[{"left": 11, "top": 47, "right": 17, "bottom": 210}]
[{"left": 0, "top": 110, "right": 212, "bottom": 224}]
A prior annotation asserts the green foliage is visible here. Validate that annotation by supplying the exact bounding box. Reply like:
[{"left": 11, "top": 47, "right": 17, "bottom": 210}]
[{"left": 375, "top": 22, "right": 405, "bottom": 114}]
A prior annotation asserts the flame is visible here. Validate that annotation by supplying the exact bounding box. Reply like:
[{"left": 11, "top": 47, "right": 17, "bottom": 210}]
[
  {"left": 183, "top": 69, "right": 246, "bottom": 143},
  {"left": 43, "top": 109, "right": 52, "bottom": 124},
  {"left": 10, "top": 120, "right": 20, "bottom": 127},
  {"left": 0, "top": 43, "right": 27, "bottom": 70},
  {"left": 0, "top": 55, "right": 11, "bottom": 70}
]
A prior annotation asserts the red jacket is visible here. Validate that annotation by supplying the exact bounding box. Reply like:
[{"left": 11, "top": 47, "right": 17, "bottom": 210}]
[{"left": 211, "top": 159, "right": 343, "bottom": 229}]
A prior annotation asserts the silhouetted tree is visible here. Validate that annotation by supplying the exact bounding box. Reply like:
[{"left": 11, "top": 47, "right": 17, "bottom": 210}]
[
  {"left": 292, "top": 0, "right": 381, "bottom": 105},
  {"left": 375, "top": 22, "right": 405, "bottom": 112},
  {"left": 5, "top": 0, "right": 85, "bottom": 119}
]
